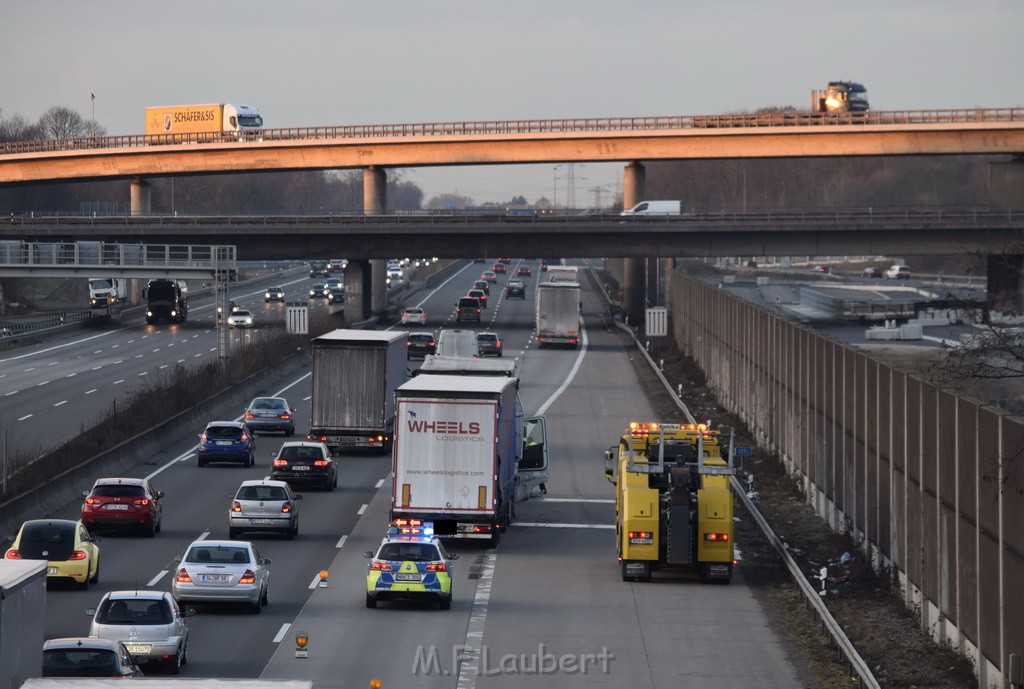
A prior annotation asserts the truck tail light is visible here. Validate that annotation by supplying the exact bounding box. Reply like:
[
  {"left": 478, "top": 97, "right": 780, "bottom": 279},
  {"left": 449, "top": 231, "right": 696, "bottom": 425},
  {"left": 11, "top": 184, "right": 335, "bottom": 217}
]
[
  {"left": 239, "top": 570, "right": 257, "bottom": 584},
  {"left": 175, "top": 568, "right": 191, "bottom": 583},
  {"left": 704, "top": 533, "right": 729, "bottom": 542}
]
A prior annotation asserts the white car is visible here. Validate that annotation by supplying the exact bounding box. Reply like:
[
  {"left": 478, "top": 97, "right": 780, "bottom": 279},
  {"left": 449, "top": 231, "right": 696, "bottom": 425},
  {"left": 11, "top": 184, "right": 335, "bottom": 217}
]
[
  {"left": 86, "top": 590, "right": 195, "bottom": 674},
  {"left": 401, "top": 307, "right": 426, "bottom": 326},
  {"left": 227, "top": 310, "right": 254, "bottom": 328},
  {"left": 172, "top": 539, "right": 271, "bottom": 613},
  {"left": 885, "top": 265, "right": 911, "bottom": 280}
]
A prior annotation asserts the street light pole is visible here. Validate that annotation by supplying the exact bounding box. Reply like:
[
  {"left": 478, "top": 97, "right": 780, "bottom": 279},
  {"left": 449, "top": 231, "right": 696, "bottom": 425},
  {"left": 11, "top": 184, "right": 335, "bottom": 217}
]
[
  {"left": 90, "top": 93, "right": 96, "bottom": 138},
  {"left": 553, "top": 164, "right": 563, "bottom": 207}
]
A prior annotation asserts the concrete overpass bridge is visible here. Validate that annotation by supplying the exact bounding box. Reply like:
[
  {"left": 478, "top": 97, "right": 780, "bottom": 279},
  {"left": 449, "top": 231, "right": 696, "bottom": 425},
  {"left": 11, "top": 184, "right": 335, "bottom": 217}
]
[{"left": 3, "top": 108, "right": 1024, "bottom": 319}]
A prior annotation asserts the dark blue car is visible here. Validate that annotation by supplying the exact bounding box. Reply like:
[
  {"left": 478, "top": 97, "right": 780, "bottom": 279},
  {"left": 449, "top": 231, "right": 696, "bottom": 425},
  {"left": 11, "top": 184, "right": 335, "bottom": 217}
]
[{"left": 198, "top": 421, "right": 256, "bottom": 467}]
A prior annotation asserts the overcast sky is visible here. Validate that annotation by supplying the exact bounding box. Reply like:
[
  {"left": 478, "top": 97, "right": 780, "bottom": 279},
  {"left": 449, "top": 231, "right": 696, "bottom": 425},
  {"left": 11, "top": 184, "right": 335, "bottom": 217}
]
[{"left": 3, "top": 1, "right": 1022, "bottom": 206}]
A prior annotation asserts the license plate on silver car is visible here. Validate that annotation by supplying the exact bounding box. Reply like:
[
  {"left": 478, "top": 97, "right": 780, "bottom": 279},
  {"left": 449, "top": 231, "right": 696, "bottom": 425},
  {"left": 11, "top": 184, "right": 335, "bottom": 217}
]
[
  {"left": 202, "top": 574, "right": 229, "bottom": 582},
  {"left": 249, "top": 519, "right": 273, "bottom": 525},
  {"left": 125, "top": 644, "right": 151, "bottom": 654}
]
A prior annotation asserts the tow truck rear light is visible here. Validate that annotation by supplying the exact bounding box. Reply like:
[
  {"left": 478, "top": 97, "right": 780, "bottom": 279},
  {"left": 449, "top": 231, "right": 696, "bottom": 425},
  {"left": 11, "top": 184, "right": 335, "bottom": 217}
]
[
  {"left": 239, "top": 569, "right": 257, "bottom": 584},
  {"left": 704, "top": 532, "right": 729, "bottom": 542},
  {"left": 68, "top": 550, "right": 88, "bottom": 561},
  {"left": 370, "top": 562, "right": 392, "bottom": 571},
  {"left": 175, "top": 568, "right": 191, "bottom": 583},
  {"left": 231, "top": 501, "right": 242, "bottom": 513},
  {"left": 394, "top": 519, "right": 423, "bottom": 527},
  {"left": 425, "top": 563, "right": 447, "bottom": 572}
]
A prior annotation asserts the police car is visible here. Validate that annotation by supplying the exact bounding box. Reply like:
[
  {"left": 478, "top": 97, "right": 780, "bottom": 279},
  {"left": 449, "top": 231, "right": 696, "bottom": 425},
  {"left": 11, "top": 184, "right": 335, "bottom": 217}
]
[{"left": 363, "top": 521, "right": 458, "bottom": 610}]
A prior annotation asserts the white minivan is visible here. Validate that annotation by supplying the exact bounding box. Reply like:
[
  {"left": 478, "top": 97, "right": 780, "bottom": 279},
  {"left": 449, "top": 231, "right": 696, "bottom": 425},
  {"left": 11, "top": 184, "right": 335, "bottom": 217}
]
[
  {"left": 620, "top": 200, "right": 682, "bottom": 216},
  {"left": 435, "top": 329, "right": 480, "bottom": 358}
]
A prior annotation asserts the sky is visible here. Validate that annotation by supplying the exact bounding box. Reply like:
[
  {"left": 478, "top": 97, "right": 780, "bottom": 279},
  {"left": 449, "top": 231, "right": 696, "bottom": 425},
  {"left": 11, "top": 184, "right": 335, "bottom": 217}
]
[{"left": 3, "top": 1, "right": 1022, "bottom": 206}]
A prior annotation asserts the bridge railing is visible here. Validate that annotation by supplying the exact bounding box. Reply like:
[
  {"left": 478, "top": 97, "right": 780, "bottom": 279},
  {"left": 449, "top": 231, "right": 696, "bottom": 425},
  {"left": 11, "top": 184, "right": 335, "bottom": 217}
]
[
  {"left": 0, "top": 241, "right": 237, "bottom": 270},
  {"left": 3, "top": 108, "right": 1023, "bottom": 155}
]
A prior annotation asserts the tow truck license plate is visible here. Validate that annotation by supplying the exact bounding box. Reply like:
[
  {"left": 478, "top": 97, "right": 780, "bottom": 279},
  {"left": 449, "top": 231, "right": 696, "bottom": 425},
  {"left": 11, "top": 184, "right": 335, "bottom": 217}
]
[{"left": 395, "top": 573, "right": 421, "bottom": 581}]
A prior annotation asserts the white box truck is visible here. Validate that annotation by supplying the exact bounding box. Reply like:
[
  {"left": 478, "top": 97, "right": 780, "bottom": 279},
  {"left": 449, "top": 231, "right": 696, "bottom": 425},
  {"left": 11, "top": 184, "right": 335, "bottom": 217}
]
[
  {"left": 308, "top": 329, "right": 408, "bottom": 454},
  {"left": 535, "top": 281, "right": 581, "bottom": 348},
  {"left": 391, "top": 375, "right": 548, "bottom": 546}
]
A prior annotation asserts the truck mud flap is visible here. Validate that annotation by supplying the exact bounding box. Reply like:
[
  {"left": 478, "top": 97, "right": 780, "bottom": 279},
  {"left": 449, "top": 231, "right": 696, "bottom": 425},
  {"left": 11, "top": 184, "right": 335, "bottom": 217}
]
[
  {"left": 622, "top": 560, "right": 651, "bottom": 582},
  {"left": 700, "top": 562, "right": 733, "bottom": 584}
]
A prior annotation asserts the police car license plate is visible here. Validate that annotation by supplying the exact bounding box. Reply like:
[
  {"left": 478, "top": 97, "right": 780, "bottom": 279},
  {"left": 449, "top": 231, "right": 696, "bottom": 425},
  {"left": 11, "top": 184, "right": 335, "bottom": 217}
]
[
  {"left": 105, "top": 504, "right": 129, "bottom": 510},
  {"left": 395, "top": 573, "right": 421, "bottom": 581},
  {"left": 249, "top": 519, "right": 273, "bottom": 525},
  {"left": 47, "top": 567, "right": 58, "bottom": 575},
  {"left": 125, "top": 644, "right": 151, "bottom": 654},
  {"left": 292, "top": 465, "right": 310, "bottom": 471}
]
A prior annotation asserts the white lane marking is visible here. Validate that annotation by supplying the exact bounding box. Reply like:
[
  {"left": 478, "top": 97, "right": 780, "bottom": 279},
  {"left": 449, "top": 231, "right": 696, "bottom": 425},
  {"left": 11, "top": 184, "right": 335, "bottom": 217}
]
[
  {"left": 85, "top": 389, "right": 97, "bottom": 395},
  {"left": 66, "top": 372, "right": 77, "bottom": 377},
  {"left": 535, "top": 313, "right": 588, "bottom": 417},
  {"left": 303, "top": 395, "right": 311, "bottom": 401},
  {"left": 92, "top": 366, "right": 102, "bottom": 371},
  {"left": 53, "top": 400, "right": 67, "bottom": 407},
  {"left": 134, "top": 354, "right": 143, "bottom": 359},
  {"left": 113, "top": 379, "right": 125, "bottom": 384},
  {"left": 139, "top": 372, "right": 148, "bottom": 377},
  {"left": 178, "top": 454, "right": 193, "bottom": 463},
  {"left": 455, "top": 552, "right": 496, "bottom": 689},
  {"left": 193, "top": 353, "right": 201, "bottom": 358},
  {"left": 374, "top": 478, "right": 385, "bottom": 488},
  {"left": 537, "top": 497, "right": 614, "bottom": 503},
  {"left": 515, "top": 522, "right": 615, "bottom": 529},
  {"left": 0, "top": 329, "right": 118, "bottom": 364},
  {"left": 307, "top": 573, "right": 322, "bottom": 590},
  {"left": 357, "top": 504, "right": 368, "bottom": 515},
  {"left": 198, "top": 531, "right": 210, "bottom": 541},
  {"left": 147, "top": 570, "right": 168, "bottom": 587},
  {"left": 48, "top": 361, "right": 58, "bottom": 366},
  {"left": 177, "top": 359, "right": 185, "bottom": 363},
  {"left": 24, "top": 367, "right": 34, "bottom": 372},
  {"left": 37, "top": 380, "right": 49, "bottom": 386},
  {"left": 18, "top": 414, "right": 32, "bottom": 421},
  {"left": 112, "top": 344, "right": 119, "bottom": 348},
  {"left": 4, "top": 390, "right": 17, "bottom": 396},
  {"left": 159, "top": 365, "right": 168, "bottom": 370},
  {"left": 273, "top": 623, "right": 292, "bottom": 644},
  {"left": 335, "top": 535, "right": 349, "bottom": 549}
]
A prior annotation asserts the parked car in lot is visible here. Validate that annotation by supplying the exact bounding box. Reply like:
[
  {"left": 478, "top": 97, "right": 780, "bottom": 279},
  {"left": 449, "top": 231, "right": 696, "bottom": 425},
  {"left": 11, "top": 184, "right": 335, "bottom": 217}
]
[
  {"left": 244, "top": 397, "right": 296, "bottom": 436},
  {"left": 401, "top": 307, "right": 427, "bottom": 326},
  {"left": 467, "top": 288, "right": 488, "bottom": 309},
  {"left": 886, "top": 264, "right": 911, "bottom": 280},
  {"left": 505, "top": 280, "right": 526, "bottom": 299},
  {"left": 516, "top": 265, "right": 532, "bottom": 277},
  {"left": 455, "top": 296, "right": 482, "bottom": 323},
  {"left": 407, "top": 333, "right": 437, "bottom": 359},
  {"left": 198, "top": 421, "right": 256, "bottom": 467},
  {"left": 473, "top": 279, "right": 491, "bottom": 295},
  {"left": 5, "top": 519, "right": 100, "bottom": 589},
  {"left": 264, "top": 287, "right": 286, "bottom": 302},
  {"left": 229, "top": 480, "right": 302, "bottom": 540},
  {"left": 42, "top": 637, "right": 142, "bottom": 678},
  {"left": 476, "top": 332, "right": 503, "bottom": 357},
  {"left": 862, "top": 267, "right": 883, "bottom": 278},
  {"left": 81, "top": 477, "right": 164, "bottom": 537},
  {"left": 172, "top": 540, "right": 271, "bottom": 614},
  {"left": 85, "top": 590, "right": 195, "bottom": 674},
  {"left": 227, "top": 309, "right": 254, "bottom": 328},
  {"left": 271, "top": 441, "right": 337, "bottom": 491}
]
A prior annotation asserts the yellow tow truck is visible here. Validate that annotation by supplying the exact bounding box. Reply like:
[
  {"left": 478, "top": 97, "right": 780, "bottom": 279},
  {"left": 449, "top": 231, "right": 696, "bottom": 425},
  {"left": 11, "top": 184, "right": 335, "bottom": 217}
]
[{"left": 605, "top": 422, "right": 734, "bottom": 583}]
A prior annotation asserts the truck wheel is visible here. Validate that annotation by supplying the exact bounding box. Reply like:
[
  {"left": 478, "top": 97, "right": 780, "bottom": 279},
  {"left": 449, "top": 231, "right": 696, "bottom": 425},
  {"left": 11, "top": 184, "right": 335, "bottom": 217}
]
[{"left": 488, "top": 528, "right": 501, "bottom": 548}]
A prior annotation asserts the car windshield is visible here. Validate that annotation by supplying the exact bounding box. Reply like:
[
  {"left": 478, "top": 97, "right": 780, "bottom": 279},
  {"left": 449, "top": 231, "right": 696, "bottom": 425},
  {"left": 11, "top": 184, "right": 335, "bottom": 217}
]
[
  {"left": 43, "top": 649, "right": 121, "bottom": 676},
  {"left": 186, "top": 545, "right": 250, "bottom": 565},
  {"left": 378, "top": 542, "right": 442, "bottom": 562},
  {"left": 92, "top": 485, "right": 145, "bottom": 498},
  {"left": 237, "top": 485, "right": 288, "bottom": 501},
  {"left": 97, "top": 598, "right": 172, "bottom": 625}
]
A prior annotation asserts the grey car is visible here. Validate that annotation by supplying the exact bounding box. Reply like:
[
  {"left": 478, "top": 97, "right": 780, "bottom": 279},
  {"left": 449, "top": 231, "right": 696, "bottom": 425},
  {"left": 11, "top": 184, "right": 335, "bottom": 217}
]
[
  {"left": 476, "top": 332, "right": 503, "bottom": 357},
  {"left": 86, "top": 590, "right": 195, "bottom": 674},
  {"left": 42, "top": 637, "right": 142, "bottom": 678},
  {"left": 243, "top": 397, "right": 296, "bottom": 436},
  {"left": 172, "top": 539, "right": 271, "bottom": 614},
  {"left": 229, "top": 479, "right": 302, "bottom": 540}
]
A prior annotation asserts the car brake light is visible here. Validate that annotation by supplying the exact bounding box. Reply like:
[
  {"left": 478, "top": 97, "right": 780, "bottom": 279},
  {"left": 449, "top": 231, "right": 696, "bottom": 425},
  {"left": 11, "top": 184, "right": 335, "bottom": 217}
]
[
  {"left": 425, "top": 563, "right": 447, "bottom": 572},
  {"left": 200, "top": 433, "right": 209, "bottom": 441},
  {"left": 370, "top": 562, "right": 392, "bottom": 571},
  {"left": 244, "top": 411, "right": 254, "bottom": 419},
  {"left": 274, "top": 459, "right": 288, "bottom": 467},
  {"left": 231, "top": 501, "right": 242, "bottom": 513},
  {"left": 314, "top": 460, "right": 329, "bottom": 467},
  {"left": 281, "top": 502, "right": 292, "bottom": 513},
  {"left": 175, "top": 568, "right": 191, "bottom": 583},
  {"left": 240, "top": 433, "right": 249, "bottom": 442},
  {"left": 133, "top": 498, "right": 150, "bottom": 507},
  {"left": 85, "top": 497, "right": 102, "bottom": 506},
  {"left": 280, "top": 413, "right": 291, "bottom": 420},
  {"left": 239, "top": 569, "right": 257, "bottom": 584},
  {"left": 68, "top": 550, "right": 88, "bottom": 561},
  {"left": 5, "top": 550, "right": 21, "bottom": 559}
]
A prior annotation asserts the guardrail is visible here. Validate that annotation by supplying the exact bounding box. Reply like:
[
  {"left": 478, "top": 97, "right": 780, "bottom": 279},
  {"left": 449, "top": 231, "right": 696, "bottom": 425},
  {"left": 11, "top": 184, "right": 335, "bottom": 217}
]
[
  {"left": 3, "top": 107, "right": 1023, "bottom": 156},
  {"left": 588, "top": 268, "right": 880, "bottom": 688}
]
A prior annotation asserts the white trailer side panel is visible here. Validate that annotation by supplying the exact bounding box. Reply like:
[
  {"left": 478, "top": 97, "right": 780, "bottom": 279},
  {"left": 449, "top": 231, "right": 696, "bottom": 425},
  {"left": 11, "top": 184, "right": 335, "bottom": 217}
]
[{"left": 392, "top": 397, "right": 497, "bottom": 513}]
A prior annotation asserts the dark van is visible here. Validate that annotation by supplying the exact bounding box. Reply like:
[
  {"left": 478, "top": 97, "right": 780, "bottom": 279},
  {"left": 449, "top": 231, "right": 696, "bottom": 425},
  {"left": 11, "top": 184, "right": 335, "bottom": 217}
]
[{"left": 455, "top": 297, "right": 482, "bottom": 323}]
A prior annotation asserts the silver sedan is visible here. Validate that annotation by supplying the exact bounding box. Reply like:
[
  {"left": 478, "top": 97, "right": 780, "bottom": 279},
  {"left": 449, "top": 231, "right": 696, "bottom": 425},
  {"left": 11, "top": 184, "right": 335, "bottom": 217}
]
[{"left": 171, "top": 540, "right": 271, "bottom": 614}]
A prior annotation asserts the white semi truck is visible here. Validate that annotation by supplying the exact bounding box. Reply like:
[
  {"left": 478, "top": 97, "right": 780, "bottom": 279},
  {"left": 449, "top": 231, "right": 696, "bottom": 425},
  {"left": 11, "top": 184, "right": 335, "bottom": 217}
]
[{"left": 535, "top": 280, "right": 581, "bottom": 348}]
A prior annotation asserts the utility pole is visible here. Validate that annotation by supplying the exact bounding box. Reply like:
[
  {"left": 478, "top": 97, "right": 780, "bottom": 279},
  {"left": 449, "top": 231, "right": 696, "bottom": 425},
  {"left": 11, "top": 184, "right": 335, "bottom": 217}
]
[
  {"left": 588, "top": 185, "right": 610, "bottom": 208},
  {"left": 552, "top": 164, "right": 563, "bottom": 207},
  {"left": 566, "top": 164, "right": 576, "bottom": 209},
  {"left": 90, "top": 93, "right": 96, "bottom": 138}
]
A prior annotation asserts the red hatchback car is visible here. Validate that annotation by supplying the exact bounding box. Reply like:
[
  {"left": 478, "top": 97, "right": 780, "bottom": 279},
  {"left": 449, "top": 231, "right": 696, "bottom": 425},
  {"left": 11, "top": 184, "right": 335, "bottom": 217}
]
[
  {"left": 81, "top": 478, "right": 164, "bottom": 537},
  {"left": 491, "top": 263, "right": 507, "bottom": 274}
]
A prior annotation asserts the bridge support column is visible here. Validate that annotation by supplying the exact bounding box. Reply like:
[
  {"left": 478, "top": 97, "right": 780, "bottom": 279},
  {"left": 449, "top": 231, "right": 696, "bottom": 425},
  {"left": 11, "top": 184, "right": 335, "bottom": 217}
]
[
  {"left": 987, "top": 254, "right": 1024, "bottom": 316},
  {"left": 622, "top": 162, "right": 647, "bottom": 323},
  {"left": 130, "top": 178, "right": 151, "bottom": 216},
  {"left": 344, "top": 259, "right": 373, "bottom": 323},
  {"left": 989, "top": 159, "right": 1024, "bottom": 211},
  {"left": 364, "top": 166, "right": 388, "bottom": 314}
]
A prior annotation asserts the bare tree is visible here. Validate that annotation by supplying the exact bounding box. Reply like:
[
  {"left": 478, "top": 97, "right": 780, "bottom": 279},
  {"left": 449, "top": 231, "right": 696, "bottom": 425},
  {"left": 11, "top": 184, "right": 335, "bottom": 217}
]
[
  {"left": 37, "top": 106, "right": 88, "bottom": 140},
  {"left": 0, "top": 111, "right": 41, "bottom": 142}
]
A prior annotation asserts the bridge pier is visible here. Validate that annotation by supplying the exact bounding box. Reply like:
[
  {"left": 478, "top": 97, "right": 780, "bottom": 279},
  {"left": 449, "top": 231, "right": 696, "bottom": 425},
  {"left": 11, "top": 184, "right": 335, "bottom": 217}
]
[
  {"left": 621, "top": 162, "right": 646, "bottom": 324},
  {"left": 130, "top": 178, "right": 151, "bottom": 216},
  {"left": 344, "top": 259, "right": 373, "bottom": 323},
  {"left": 989, "top": 159, "right": 1024, "bottom": 211},
  {"left": 364, "top": 166, "right": 388, "bottom": 315}
]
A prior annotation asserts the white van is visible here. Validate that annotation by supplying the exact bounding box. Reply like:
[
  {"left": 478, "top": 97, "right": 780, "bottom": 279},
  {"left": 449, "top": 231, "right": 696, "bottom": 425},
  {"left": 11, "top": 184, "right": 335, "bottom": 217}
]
[
  {"left": 435, "top": 329, "right": 480, "bottom": 358},
  {"left": 620, "top": 200, "right": 682, "bottom": 216}
]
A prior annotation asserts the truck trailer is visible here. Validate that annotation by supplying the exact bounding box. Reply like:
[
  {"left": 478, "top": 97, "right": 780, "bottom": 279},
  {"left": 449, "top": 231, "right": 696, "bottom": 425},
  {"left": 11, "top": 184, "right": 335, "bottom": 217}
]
[
  {"left": 391, "top": 374, "right": 547, "bottom": 546},
  {"left": 535, "top": 281, "right": 581, "bottom": 348},
  {"left": 143, "top": 279, "right": 188, "bottom": 324},
  {"left": 605, "top": 422, "right": 735, "bottom": 583},
  {"left": 145, "top": 104, "right": 263, "bottom": 139},
  {"left": 307, "top": 329, "right": 407, "bottom": 454}
]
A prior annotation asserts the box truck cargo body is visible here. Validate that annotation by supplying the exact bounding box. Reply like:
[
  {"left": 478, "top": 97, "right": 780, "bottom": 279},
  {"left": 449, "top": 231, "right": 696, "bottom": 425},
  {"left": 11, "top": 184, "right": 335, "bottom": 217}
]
[
  {"left": 535, "top": 281, "right": 581, "bottom": 348},
  {"left": 391, "top": 375, "right": 546, "bottom": 546},
  {"left": 145, "top": 103, "right": 263, "bottom": 139},
  {"left": 308, "top": 329, "right": 407, "bottom": 453}
]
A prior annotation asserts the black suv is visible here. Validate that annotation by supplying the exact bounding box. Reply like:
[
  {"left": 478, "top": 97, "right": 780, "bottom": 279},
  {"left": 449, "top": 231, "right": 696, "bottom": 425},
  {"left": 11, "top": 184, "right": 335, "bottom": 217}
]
[
  {"left": 476, "top": 332, "right": 502, "bottom": 357},
  {"left": 407, "top": 333, "right": 437, "bottom": 359},
  {"left": 506, "top": 280, "right": 526, "bottom": 299}
]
